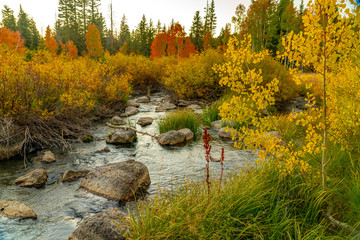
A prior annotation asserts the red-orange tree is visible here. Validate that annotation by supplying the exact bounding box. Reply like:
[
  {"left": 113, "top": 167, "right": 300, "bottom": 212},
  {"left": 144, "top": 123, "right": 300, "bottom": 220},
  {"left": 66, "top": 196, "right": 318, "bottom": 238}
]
[
  {"left": 150, "top": 23, "right": 197, "bottom": 59},
  {"left": 44, "top": 26, "right": 58, "bottom": 55},
  {"left": 85, "top": 24, "right": 104, "bottom": 58},
  {"left": 0, "top": 27, "right": 25, "bottom": 54}
]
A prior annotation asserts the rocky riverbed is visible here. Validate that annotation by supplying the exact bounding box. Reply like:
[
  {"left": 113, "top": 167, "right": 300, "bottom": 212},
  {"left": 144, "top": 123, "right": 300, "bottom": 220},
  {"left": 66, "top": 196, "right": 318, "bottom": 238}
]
[{"left": 0, "top": 92, "right": 255, "bottom": 240}]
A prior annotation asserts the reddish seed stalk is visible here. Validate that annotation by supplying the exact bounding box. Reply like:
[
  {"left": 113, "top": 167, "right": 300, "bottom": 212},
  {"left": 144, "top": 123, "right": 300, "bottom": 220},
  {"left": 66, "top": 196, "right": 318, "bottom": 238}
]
[
  {"left": 219, "top": 148, "right": 224, "bottom": 187},
  {"left": 202, "top": 127, "right": 211, "bottom": 201}
]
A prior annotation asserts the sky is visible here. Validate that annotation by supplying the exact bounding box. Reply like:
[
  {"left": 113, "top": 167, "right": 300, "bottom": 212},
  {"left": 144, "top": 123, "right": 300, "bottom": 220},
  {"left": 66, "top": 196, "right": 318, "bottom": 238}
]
[{"left": 0, "top": 0, "right": 253, "bottom": 36}]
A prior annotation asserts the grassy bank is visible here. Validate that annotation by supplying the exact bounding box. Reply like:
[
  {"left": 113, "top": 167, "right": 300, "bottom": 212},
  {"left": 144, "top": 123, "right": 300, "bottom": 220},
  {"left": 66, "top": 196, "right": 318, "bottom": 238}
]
[{"left": 127, "top": 161, "right": 359, "bottom": 239}]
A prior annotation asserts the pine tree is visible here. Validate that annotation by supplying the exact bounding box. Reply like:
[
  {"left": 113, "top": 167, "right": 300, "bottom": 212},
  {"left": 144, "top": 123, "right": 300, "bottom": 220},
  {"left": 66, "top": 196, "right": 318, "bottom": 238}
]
[
  {"left": 231, "top": 4, "right": 245, "bottom": 34},
  {"left": 156, "top": 20, "right": 162, "bottom": 33},
  {"left": 28, "top": 17, "right": 41, "bottom": 50},
  {"left": 17, "top": 5, "right": 33, "bottom": 49},
  {"left": 138, "top": 14, "right": 148, "bottom": 56},
  {"left": 147, "top": 19, "right": 156, "bottom": 56},
  {"left": 190, "top": 10, "right": 204, "bottom": 51},
  {"left": 204, "top": 0, "right": 217, "bottom": 36},
  {"left": 1, "top": 5, "right": 17, "bottom": 31},
  {"left": 119, "top": 14, "right": 130, "bottom": 49}
]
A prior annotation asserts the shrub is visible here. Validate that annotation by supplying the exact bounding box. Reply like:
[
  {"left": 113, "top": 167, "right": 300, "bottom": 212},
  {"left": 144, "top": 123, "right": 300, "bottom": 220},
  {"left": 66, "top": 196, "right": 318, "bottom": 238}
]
[
  {"left": 249, "top": 55, "right": 299, "bottom": 101},
  {"left": 164, "top": 49, "right": 226, "bottom": 100},
  {"left": 158, "top": 110, "right": 201, "bottom": 139}
]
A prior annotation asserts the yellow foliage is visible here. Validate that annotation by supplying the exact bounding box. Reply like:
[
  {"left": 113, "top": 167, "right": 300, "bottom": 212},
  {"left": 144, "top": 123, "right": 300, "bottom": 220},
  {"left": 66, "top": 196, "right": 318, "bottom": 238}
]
[
  {"left": 164, "top": 49, "right": 226, "bottom": 99},
  {"left": 0, "top": 47, "right": 131, "bottom": 121}
]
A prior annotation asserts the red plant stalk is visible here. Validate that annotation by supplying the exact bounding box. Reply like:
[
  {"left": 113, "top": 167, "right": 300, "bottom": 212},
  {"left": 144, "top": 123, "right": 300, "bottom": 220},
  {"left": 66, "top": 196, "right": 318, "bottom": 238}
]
[
  {"left": 202, "top": 127, "right": 211, "bottom": 200},
  {"left": 219, "top": 148, "right": 224, "bottom": 187}
]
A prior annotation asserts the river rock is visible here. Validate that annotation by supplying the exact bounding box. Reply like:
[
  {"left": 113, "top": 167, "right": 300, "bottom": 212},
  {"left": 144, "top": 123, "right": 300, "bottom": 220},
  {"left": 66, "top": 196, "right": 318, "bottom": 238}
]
[
  {"left": 127, "top": 99, "right": 140, "bottom": 107},
  {"left": 15, "top": 169, "right": 48, "bottom": 188},
  {"left": 120, "top": 107, "right": 139, "bottom": 117},
  {"left": 41, "top": 151, "right": 56, "bottom": 163},
  {"left": 155, "top": 103, "right": 177, "bottom": 112},
  {"left": 211, "top": 120, "right": 222, "bottom": 129},
  {"left": 95, "top": 147, "right": 110, "bottom": 153},
  {"left": 265, "top": 131, "right": 286, "bottom": 146},
  {"left": 162, "top": 95, "right": 171, "bottom": 103},
  {"left": 62, "top": 170, "right": 90, "bottom": 183},
  {"left": 106, "top": 128, "right": 137, "bottom": 145},
  {"left": 80, "top": 160, "right": 151, "bottom": 202},
  {"left": 157, "top": 130, "right": 186, "bottom": 145},
  {"left": 186, "top": 104, "right": 203, "bottom": 114},
  {"left": 178, "top": 128, "right": 194, "bottom": 141},
  {"left": 108, "top": 116, "right": 126, "bottom": 126},
  {"left": 68, "top": 208, "right": 128, "bottom": 240},
  {"left": 218, "top": 127, "right": 237, "bottom": 140},
  {"left": 0, "top": 143, "right": 21, "bottom": 161},
  {"left": 136, "top": 96, "right": 150, "bottom": 103},
  {"left": 177, "top": 99, "right": 192, "bottom": 107},
  {"left": 0, "top": 200, "right": 37, "bottom": 219},
  {"left": 137, "top": 117, "right": 153, "bottom": 127}
]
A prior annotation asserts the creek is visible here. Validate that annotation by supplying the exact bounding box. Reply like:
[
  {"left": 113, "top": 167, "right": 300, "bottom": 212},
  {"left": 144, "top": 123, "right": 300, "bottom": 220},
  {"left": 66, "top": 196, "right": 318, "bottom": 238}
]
[{"left": 0, "top": 92, "right": 255, "bottom": 240}]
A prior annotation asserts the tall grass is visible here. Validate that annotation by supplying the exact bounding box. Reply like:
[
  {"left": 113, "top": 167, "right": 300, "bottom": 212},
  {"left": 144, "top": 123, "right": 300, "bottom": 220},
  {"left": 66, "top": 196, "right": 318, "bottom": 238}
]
[
  {"left": 202, "top": 93, "right": 234, "bottom": 127},
  {"left": 126, "top": 163, "right": 354, "bottom": 239},
  {"left": 158, "top": 110, "right": 202, "bottom": 139}
]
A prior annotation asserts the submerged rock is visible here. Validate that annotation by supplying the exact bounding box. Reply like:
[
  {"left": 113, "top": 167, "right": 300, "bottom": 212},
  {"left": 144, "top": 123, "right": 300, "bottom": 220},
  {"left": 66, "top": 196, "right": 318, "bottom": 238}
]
[
  {"left": 157, "top": 130, "right": 186, "bottom": 145},
  {"left": 15, "top": 169, "right": 48, "bottom": 188},
  {"left": 120, "top": 107, "right": 139, "bottom": 117},
  {"left": 95, "top": 147, "right": 110, "bottom": 153},
  {"left": 67, "top": 208, "right": 128, "bottom": 240},
  {"left": 62, "top": 170, "right": 90, "bottom": 183},
  {"left": 137, "top": 117, "right": 153, "bottom": 127},
  {"left": 41, "top": 151, "right": 56, "bottom": 163},
  {"left": 178, "top": 128, "right": 194, "bottom": 141},
  {"left": 106, "top": 128, "right": 137, "bottom": 145},
  {"left": 80, "top": 160, "right": 151, "bottom": 202},
  {"left": 108, "top": 116, "right": 126, "bottom": 126},
  {"left": 0, "top": 200, "right": 37, "bottom": 219}
]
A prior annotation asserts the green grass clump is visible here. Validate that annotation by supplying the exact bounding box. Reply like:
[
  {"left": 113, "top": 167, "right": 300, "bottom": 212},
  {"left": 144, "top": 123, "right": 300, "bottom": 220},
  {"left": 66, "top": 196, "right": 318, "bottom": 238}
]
[
  {"left": 158, "top": 110, "right": 201, "bottom": 139},
  {"left": 202, "top": 93, "right": 234, "bottom": 127},
  {"left": 126, "top": 163, "right": 356, "bottom": 239}
]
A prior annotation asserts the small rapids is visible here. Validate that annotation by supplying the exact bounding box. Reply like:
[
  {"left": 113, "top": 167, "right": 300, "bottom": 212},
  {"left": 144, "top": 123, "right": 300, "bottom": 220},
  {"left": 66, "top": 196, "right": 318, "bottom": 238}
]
[{"left": 0, "top": 93, "right": 255, "bottom": 240}]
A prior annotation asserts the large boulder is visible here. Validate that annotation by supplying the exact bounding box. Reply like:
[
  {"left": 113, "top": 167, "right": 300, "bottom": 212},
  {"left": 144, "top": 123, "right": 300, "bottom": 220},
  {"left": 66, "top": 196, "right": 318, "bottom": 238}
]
[
  {"left": 155, "top": 103, "right": 177, "bottom": 112},
  {"left": 62, "top": 170, "right": 90, "bottom": 183},
  {"left": 0, "top": 200, "right": 37, "bottom": 219},
  {"left": 156, "top": 130, "right": 186, "bottom": 145},
  {"left": 106, "top": 128, "right": 137, "bottom": 145},
  {"left": 108, "top": 116, "right": 126, "bottom": 126},
  {"left": 67, "top": 208, "right": 128, "bottom": 240},
  {"left": 137, "top": 117, "right": 153, "bottom": 127},
  {"left": 136, "top": 96, "right": 150, "bottom": 103},
  {"left": 41, "top": 151, "right": 56, "bottom": 163},
  {"left": 120, "top": 107, "right": 139, "bottom": 117},
  {"left": 178, "top": 128, "right": 194, "bottom": 141},
  {"left": 15, "top": 169, "right": 48, "bottom": 188},
  {"left": 80, "top": 160, "right": 151, "bottom": 202}
]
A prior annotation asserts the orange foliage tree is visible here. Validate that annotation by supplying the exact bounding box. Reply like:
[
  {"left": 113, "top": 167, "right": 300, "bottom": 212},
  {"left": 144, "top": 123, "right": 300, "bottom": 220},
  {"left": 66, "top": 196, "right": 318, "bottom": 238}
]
[
  {"left": 44, "top": 26, "right": 58, "bottom": 55},
  {"left": 0, "top": 27, "right": 25, "bottom": 54},
  {"left": 66, "top": 40, "right": 78, "bottom": 58},
  {"left": 150, "top": 23, "right": 197, "bottom": 59},
  {"left": 85, "top": 24, "right": 104, "bottom": 58}
]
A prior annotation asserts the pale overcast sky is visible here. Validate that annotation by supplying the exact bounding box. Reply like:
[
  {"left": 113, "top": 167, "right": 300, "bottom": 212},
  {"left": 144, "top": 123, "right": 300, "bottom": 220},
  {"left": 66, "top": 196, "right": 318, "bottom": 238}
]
[{"left": 0, "top": 0, "right": 254, "bottom": 36}]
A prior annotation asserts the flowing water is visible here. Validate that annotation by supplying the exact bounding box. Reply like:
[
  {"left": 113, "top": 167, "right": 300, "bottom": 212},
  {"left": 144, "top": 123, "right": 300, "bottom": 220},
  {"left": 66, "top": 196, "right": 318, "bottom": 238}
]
[{"left": 0, "top": 93, "right": 256, "bottom": 240}]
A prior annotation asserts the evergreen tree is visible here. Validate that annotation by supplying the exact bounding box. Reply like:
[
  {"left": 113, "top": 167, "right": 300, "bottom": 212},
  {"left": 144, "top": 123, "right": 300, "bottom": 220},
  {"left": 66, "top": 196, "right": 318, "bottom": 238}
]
[
  {"left": 156, "top": 20, "right": 162, "bottom": 33},
  {"left": 204, "top": 0, "right": 217, "bottom": 36},
  {"left": 138, "top": 14, "right": 148, "bottom": 56},
  {"left": 147, "top": 19, "right": 156, "bottom": 56},
  {"left": 28, "top": 17, "right": 41, "bottom": 50},
  {"left": 17, "top": 5, "right": 33, "bottom": 49},
  {"left": 190, "top": 10, "right": 204, "bottom": 51},
  {"left": 1, "top": 5, "right": 17, "bottom": 31},
  {"left": 57, "top": 0, "right": 72, "bottom": 43},
  {"left": 119, "top": 14, "right": 130, "bottom": 48}
]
